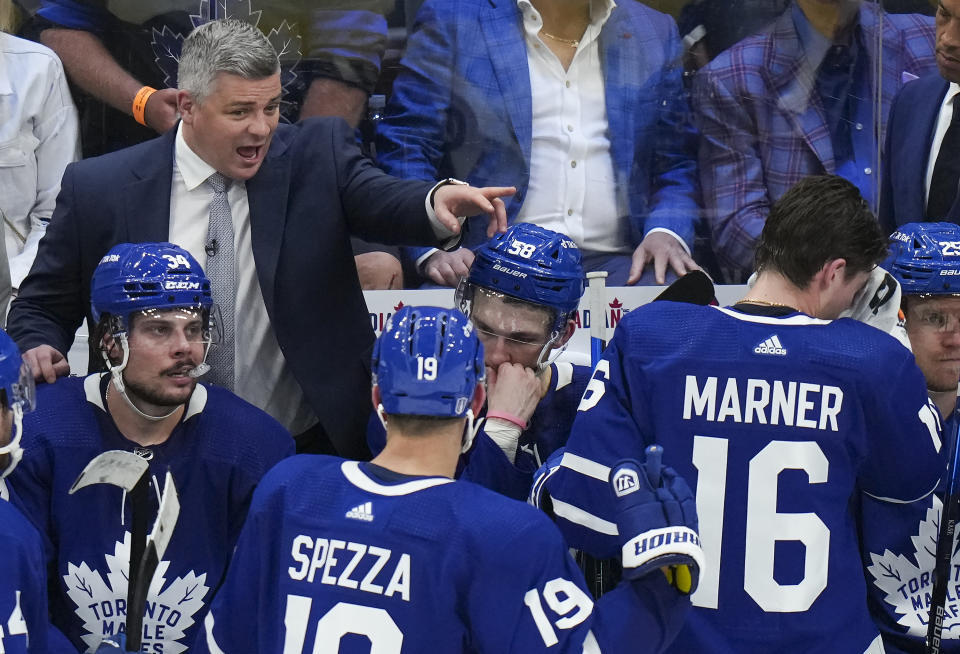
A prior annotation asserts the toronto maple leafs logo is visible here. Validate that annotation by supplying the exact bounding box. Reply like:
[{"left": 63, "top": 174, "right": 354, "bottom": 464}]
[
  {"left": 151, "top": 0, "right": 301, "bottom": 109},
  {"left": 63, "top": 533, "right": 209, "bottom": 653},
  {"left": 868, "top": 496, "right": 960, "bottom": 638}
]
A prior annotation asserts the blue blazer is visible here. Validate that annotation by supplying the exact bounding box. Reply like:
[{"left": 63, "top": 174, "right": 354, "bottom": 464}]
[
  {"left": 376, "top": 0, "right": 699, "bottom": 262},
  {"left": 7, "top": 118, "right": 438, "bottom": 458},
  {"left": 879, "top": 73, "right": 956, "bottom": 234}
]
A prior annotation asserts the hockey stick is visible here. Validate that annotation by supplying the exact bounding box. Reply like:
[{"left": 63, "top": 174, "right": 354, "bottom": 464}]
[
  {"left": 70, "top": 451, "right": 150, "bottom": 652},
  {"left": 581, "top": 272, "right": 612, "bottom": 598},
  {"left": 926, "top": 409, "right": 960, "bottom": 653},
  {"left": 586, "top": 272, "right": 609, "bottom": 368},
  {"left": 126, "top": 471, "right": 180, "bottom": 652}
]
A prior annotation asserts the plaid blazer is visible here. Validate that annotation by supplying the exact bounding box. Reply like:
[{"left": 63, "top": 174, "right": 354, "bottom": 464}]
[
  {"left": 692, "top": 2, "right": 936, "bottom": 278},
  {"left": 376, "top": 0, "right": 699, "bottom": 261}
]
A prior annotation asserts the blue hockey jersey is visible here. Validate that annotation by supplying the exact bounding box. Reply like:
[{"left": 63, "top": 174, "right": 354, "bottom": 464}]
[
  {"left": 368, "top": 361, "right": 591, "bottom": 500},
  {"left": 8, "top": 374, "right": 294, "bottom": 654},
  {"left": 196, "top": 455, "right": 690, "bottom": 654},
  {"left": 546, "top": 302, "right": 944, "bottom": 654},
  {"left": 0, "top": 489, "right": 75, "bottom": 654},
  {"left": 860, "top": 402, "right": 960, "bottom": 654}
]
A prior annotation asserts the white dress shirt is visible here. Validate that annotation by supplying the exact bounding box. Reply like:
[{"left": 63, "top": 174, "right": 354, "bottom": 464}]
[
  {"left": 171, "top": 124, "right": 317, "bottom": 435},
  {"left": 0, "top": 32, "right": 79, "bottom": 289},
  {"left": 925, "top": 82, "right": 960, "bottom": 208},
  {"left": 516, "top": 0, "right": 628, "bottom": 254}
]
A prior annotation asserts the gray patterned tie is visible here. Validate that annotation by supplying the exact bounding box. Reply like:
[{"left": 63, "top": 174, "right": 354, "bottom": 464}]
[{"left": 204, "top": 172, "right": 235, "bottom": 390}]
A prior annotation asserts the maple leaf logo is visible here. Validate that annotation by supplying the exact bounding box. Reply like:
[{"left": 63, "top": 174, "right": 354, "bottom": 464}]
[
  {"left": 609, "top": 297, "right": 623, "bottom": 309},
  {"left": 867, "top": 496, "right": 960, "bottom": 638},
  {"left": 63, "top": 533, "right": 210, "bottom": 653}
]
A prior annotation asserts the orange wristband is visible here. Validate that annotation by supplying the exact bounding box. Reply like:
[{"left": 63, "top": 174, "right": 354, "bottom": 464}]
[{"left": 132, "top": 86, "right": 157, "bottom": 127}]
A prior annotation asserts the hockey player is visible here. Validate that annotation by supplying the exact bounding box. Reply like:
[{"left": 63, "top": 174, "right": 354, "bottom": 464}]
[
  {"left": 198, "top": 305, "right": 703, "bottom": 653},
  {"left": 8, "top": 242, "right": 294, "bottom": 653},
  {"left": 544, "top": 175, "right": 944, "bottom": 653},
  {"left": 858, "top": 222, "right": 960, "bottom": 654},
  {"left": 0, "top": 328, "right": 74, "bottom": 654},
  {"left": 367, "top": 223, "right": 589, "bottom": 499}
]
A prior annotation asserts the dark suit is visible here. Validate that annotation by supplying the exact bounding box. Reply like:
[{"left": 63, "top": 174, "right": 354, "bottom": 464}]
[
  {"left": 7, "top": 117, "right": 440, "bottom": 459},
  {"left": 879, "top": 73, "right": 956, "bottom": 234}
]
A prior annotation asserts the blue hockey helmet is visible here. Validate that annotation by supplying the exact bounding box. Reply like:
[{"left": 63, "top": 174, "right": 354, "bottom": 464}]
[
  {"left": 457, "top": 224, "right": 585, "bottom": 333},
  {"left": 372, "top": 306, "right": 485, "bottom": 418},
  {"left": 91, "top": 242, "right": 214, "bottom": 325},
  {"left": 883, "top": 222, "right": 960, "bottom": 296},
  {"left": 0, "top": 328, "right": 35, "bottom": 479}
]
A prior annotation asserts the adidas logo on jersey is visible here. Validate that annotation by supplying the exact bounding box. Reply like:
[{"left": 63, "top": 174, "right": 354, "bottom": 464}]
[
  {"left": 345, "top": 502, "right": 374, "bottom": 522},
  {"left": 754, "top": 335, "right": 787, "bottom": 356}
]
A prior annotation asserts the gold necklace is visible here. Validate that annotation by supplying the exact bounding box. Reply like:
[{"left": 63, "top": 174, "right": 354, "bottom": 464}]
[
  {"left": 540, "top": 30, "right": 580, "bottom": 47},
  {"left": 738, "top": 297, "right": 795, "bottom": 310}
]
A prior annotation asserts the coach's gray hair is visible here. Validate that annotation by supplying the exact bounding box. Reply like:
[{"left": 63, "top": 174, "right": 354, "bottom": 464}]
[{"left": 178, "top": 18, "right": 279, "bottom": 104}]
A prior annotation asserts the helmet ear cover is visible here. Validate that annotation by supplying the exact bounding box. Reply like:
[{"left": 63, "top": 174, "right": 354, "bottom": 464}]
[{"left": 884, "top": 222, "right": 960, "bottom": 296}]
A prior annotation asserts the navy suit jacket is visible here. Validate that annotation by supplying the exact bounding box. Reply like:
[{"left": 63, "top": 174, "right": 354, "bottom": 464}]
[
  {"left": 376, "top": 0, "right": 699, "bottom": 262},
  {"left": 7, "top": 118, "right": 439, "bottom": 458},
  {"left": 879, "top": 73, "right": 957, "bottom": 234}
]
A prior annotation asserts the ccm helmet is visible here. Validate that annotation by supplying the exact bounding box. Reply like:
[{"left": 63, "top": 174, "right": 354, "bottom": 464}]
[{"left": 90, "top": 242, "right": 219, "bottom": 404}]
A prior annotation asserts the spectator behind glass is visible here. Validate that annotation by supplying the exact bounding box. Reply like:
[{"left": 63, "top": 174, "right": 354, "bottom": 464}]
[
  {"left": 376, "top": 0, "right": 701, "bottom": 288},
  {"left": 692, "top": 0, "right": 937, "bottom": 281},
  {"left": 0, "top": 0, "right": 79, "bottom": 309}
]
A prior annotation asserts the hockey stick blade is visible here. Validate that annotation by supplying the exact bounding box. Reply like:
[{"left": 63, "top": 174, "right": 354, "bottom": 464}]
[
  {"left": 926, "top": 408, "right": 960, "bottom": 653},
  {"left": 653, "top": 270, "right": 717, "bottom": 306},
  {"left": 69, "top": 450, "right": 149, "bottom": 495},
  {"left": 126, "top": 471, "right": 180, "bottom": 652}
]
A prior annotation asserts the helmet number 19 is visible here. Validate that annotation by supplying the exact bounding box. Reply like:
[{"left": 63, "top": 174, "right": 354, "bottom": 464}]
[{"left": 417, "top": 357, "right": 438, "bottom": 381}]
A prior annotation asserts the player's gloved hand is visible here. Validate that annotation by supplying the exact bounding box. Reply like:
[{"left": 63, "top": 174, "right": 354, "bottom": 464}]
[
  {"left": 840, "top": 267, "right": 910, "bottom": 348},
  {"left": 93, "top": 633, "right": 126, "bottom": 652},
  {"left": 610, "top": 445, "right": 703, "bottom": 594}
]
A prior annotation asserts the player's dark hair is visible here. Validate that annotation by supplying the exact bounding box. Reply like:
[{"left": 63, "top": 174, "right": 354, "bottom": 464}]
[{"left": 754, "top": 175, "right": 888, "bottom": 288}]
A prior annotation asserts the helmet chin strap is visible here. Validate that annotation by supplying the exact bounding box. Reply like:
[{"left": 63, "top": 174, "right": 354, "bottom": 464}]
[
  {"left": 102, "top": 332, "right": 180, "bottom": 423},
  {"left": 535, "top": 330, "right": 565, "bottom": 373},
  {"left": 376, "top": 403, "right": 388, "bottom": 429},
  {"left": 461, "top": 409, "right": 478, "bottom": 454},
  {"left": 0, "top": 404, "right": 24, "bottom": 479}
]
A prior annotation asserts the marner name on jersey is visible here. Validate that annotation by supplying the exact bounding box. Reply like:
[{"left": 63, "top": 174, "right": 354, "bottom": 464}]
[{"left": 682, "top": 375, "right": 842, "bottom": 431}]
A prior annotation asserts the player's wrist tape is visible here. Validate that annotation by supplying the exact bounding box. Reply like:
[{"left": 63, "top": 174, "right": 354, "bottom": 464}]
[
  {"left": 485, "top": 411, "right": 528, "bottom": 430},
  {"left": 132, "top": 86, "right": 157, "bottom": 127},
  {"left": 621, "top": 526, "right": 704, "bottom": 593},
  {"left": 483, "top": 418, "right": 522, "bottom": 464}
]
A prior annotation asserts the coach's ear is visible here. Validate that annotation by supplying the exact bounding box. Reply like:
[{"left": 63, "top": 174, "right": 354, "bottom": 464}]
[{"left": 177, "top": 90, "right": 198, "bottom": 125}]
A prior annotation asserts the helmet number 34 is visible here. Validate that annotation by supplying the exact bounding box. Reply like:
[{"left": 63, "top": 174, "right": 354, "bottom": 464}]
[{"left": 163, "top": 254, "right": 192, "bottom": 269}]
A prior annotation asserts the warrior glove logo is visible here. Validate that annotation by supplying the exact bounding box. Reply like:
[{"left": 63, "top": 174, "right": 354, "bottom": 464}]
[{"left": 612, "top": 468, "right": 640, "bottom": 498}]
